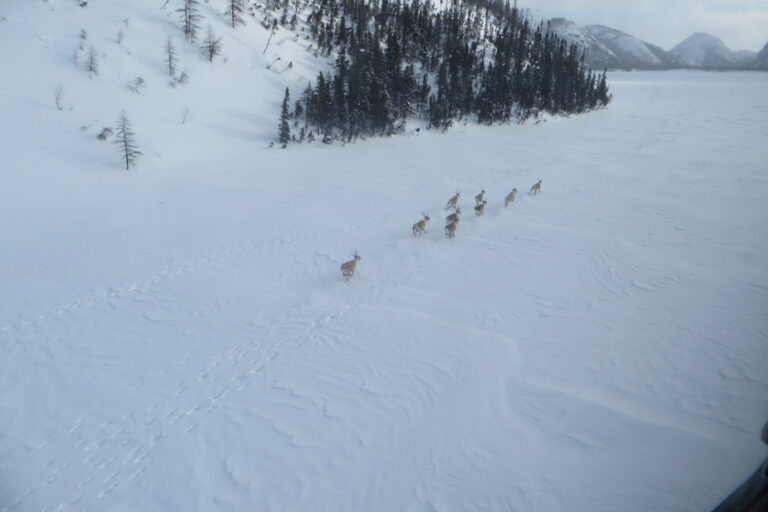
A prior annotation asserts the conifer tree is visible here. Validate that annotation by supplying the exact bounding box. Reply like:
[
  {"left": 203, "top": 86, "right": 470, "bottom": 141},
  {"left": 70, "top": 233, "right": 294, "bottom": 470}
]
[
  {"left": 86, "top": 44, "right": 99, "bottom": 75},
  {"left": 278, "top": 87, "right": 291, "bottom": 148},
  {"left": 286, "top": 0, "right": 610, "bottom": 142},
  {"left": 178, "top": 0, "right": 202, "bottom": 43},
  {"left": 165, "top": 38, "right": 178, "bottom": 77},
  {"left": 114, "top": 110, "right": 141, "bottom": 170},
  {"left": 202, "top": 26, "right": 223, "bottom": 63},
  {"left": 225, "top": 0, "right": 245, "bottom": 29},
  {"left": 595, "top": 69, "right": 610, "bottom": 106}
]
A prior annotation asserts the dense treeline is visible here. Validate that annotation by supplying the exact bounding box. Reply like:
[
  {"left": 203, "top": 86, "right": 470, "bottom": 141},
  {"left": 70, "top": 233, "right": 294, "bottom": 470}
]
[{"left": 277, "top": 0, "right": 610, "bottom": 143}]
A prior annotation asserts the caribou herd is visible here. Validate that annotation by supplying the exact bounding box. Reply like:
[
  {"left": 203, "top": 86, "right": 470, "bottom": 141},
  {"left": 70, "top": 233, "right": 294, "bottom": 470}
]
[{"left": 341, "top": 180, "right": 543, "bottom": 280}]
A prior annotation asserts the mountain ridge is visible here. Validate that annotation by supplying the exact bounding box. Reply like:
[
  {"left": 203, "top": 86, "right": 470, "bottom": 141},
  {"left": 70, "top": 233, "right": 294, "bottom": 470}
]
[
  {"left": 547, "top": 20, "right": 765, "bottom": 71},
  {"left": 670, "top": 32, "right": 752, "bottom": 68},
  {"left": 749, "top": 42, "right": 768, "bottom": 70}
]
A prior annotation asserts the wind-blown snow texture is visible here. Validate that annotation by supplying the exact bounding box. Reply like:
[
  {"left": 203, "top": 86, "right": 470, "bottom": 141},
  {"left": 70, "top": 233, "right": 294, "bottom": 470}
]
[{"left": 1, "top": 1, "right": 768, "bottom": 511}]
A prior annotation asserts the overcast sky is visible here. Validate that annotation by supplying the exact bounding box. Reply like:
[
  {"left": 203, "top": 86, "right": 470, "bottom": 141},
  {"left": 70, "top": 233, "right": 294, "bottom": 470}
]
[{"left": 524, "top": 0, "right": 768, "bottom": 52}]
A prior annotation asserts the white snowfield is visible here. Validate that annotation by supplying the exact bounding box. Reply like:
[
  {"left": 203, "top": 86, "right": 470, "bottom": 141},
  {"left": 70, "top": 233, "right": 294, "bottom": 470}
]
[{"left": 1, "top": 1, "right": 768, "bottom": 511}]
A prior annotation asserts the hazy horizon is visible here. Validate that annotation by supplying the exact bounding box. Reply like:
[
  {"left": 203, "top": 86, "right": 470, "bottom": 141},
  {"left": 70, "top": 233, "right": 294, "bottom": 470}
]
[{"left": 525, "top": 0, "right": 768, "bottom": 52}]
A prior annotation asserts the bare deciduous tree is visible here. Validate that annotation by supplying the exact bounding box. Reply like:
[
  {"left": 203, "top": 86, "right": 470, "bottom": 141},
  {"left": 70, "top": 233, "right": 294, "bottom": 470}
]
[
  {"left": 52, "top": 83, "right": 65, "bottom": 111},
  {"left": 262, "top": 24, "right": 276, "bottom": 55},
  {"left": 127, "top": 77, "right": 146, "bottom": 93},
  {"left": 178, "top": 70, "right": 189, "bottom": 84},
  {"left": 97, "top": 127, "right": 113, "bottom": 141}
]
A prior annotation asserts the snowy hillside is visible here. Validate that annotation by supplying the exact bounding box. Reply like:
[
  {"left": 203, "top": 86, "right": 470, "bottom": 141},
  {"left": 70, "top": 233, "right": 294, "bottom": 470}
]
[
  {"left": 586, "top": 25, "right": 682, "bottom": 69},
  {"left": 733, "top": 49, "right": 758, "bottom": 66},
  {"left": 751, "top": 42, "right": 768, "bottom": 70},
  {"left": 547, "top": 18, "right": 621, "bottom": 69},
  {"left": 2, "top": 1, "right": 768, "bottom": 512},
  {"left": 586, "top": 25, "right": 661, "bottom": 66},
  {"left": 670, "top": 32, "right": 743, "bottom": 68},
  {"left": 548, "top": 18, "right": 765, "bottom": 71},
  {"left": 548, "top": 19, "right": 682, "bottom": 71}
]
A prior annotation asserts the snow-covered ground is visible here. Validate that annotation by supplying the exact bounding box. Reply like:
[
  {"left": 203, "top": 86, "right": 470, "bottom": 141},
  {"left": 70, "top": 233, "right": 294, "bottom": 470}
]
[{"left": 1, "top": 1, "right": 768, "bottom": 511}]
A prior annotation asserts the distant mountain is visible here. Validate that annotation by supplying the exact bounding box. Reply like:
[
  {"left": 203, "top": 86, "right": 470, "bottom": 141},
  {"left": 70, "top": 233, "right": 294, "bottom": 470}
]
[
  {"left": 670, "top": 32, "right": 743, "bottom": 68},
  {"left": 546, "top": 18, "right": 621, "bottom": 69},
  {"left": 586, "top": 25, "right": 681, "bottom": 69},
  {"left": 547, "top": 19, "right": 679, "bottom": 70},
  {"left": 749, "top": 43, "right": 768, "bottom": 70},
  {"left": 548, "top": 20, "right": 765, "bottom": 71},
  {"left": 733, "top": 49, "right": 758, "bottom": 66}
]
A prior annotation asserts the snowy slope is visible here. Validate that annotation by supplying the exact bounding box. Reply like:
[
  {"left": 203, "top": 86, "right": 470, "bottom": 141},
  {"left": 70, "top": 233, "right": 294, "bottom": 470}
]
[
  {"left": 586, "top": 25, "right": 684, "bottom": 70},
  {"left": 547, "top": 17, "right": 621, "bottom": 69},
  {"left": 733, "top": 49, "right": 758, "bottom": 66},
  {"left": 2, "top": 1, "right": 768, "bottom": 512},
  {"left": 750, "top": 42, "right": 768, "bottom": 70},
  {"left": 670, "top": 32, "right": 743, "bottom": 68},
  {"left": 548, "top": 19, "right": 682, "bottom": 70},
  {"left": 550, "top": 19, "right": 760, "bottom": 71},
  {"left": 586, "top": 25, "right": 662, "bottom": 67}
]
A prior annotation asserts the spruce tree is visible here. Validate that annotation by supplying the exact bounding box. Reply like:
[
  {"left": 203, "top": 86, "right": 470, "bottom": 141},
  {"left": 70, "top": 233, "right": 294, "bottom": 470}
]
[
  {"left": 278, "top": 88, "right": 291, "bottom": 148},
  {"left": 287, "top": 0, "right": 609, "bottom": 141},
  {"left": 178, "top": 0, "right": 202, "bottom": 43},
  {"left": 225, "top": 0, "right": 245, "bottom": 29},
  {"left": 596, "top": 69, "right": 610, "bottom": 106},
  {"left": 202, "top": 26, "right": 223, "bottom": 63},
  {"left": 165, "top": 38, "right": 177, "bottom": 77},
  {"left": 114, "top": 110, "right": 141, "bottom": 170},
  {"left": 86, "top": 44, "right": 99, "bottom": 75}
]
